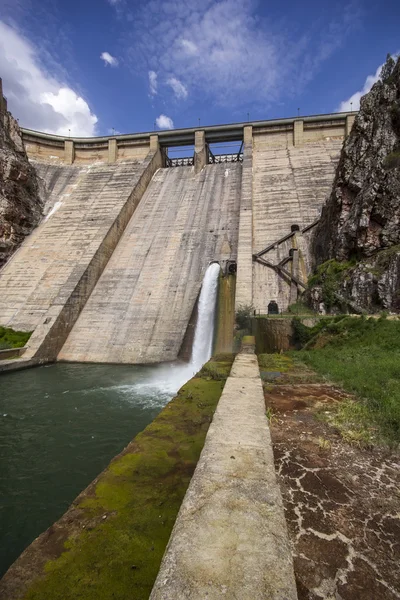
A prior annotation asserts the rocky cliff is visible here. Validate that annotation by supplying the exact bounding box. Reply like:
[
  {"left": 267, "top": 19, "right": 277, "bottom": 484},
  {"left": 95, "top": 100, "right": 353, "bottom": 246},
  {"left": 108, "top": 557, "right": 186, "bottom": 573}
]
[
  {"left": 311, "top": 55, "right": 400, "bottom": 313},
  {"left": 0, "top": 79, "right": 42, "bottom": 269}
]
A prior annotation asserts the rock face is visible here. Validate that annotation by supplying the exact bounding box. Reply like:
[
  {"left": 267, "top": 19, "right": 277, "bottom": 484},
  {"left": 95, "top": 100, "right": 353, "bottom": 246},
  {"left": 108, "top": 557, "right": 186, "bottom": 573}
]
[
  {"left": 312, "top": 56, "right": 400, "bottom": 312},
  {"left": 0, "top": 79, "right": 42, "bottom": 269}
]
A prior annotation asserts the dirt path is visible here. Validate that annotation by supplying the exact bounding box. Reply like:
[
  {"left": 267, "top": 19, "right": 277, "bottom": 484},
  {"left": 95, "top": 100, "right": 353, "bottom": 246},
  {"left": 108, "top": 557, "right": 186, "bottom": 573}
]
[{"left": 260, "top": 356, "right": 400, "bottom": 600}]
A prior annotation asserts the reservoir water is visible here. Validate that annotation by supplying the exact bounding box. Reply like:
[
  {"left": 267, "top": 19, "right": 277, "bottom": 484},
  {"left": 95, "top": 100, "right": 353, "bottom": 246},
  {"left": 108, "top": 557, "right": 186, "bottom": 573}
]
[
  {"left": 0, "top": 362, "right": 176, "bottom": 576},
  {"left": 0, "top": 262, "right": 221, "bottom": 578}
]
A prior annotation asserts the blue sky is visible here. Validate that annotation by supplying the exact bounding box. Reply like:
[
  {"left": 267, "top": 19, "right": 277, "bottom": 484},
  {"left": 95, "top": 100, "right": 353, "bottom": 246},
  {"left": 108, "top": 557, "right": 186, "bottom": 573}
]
[{"left": 0, "top": 0, "right": 398, "bottom": 136}]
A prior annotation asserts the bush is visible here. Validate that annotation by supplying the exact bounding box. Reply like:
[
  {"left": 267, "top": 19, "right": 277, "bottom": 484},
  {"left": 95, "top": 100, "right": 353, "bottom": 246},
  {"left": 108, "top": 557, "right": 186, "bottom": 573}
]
[
  {"left": 235, "top": 304, "right": 254, "bottom": 331},
  {"left": 0, "top": 326, "right": 32, "bottom": 349},
  {"left": 308, "top": 259, "right": 354, "bottom": 310}
]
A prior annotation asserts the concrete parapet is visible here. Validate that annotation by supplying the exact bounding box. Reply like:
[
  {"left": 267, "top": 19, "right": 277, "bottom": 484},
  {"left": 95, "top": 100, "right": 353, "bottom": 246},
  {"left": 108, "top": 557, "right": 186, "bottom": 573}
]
[
  {"left": 150, "top": 352, "right": 297, "bottom": 600},
  {"left": 293, "top": 119, "right": 304, "bottom": 146},
  {"left": 64, "top": 139, "right": 75, "bottom": 164},
  {"left": 346, "top": 114, "right": 356, "bottom": 137},
  {"left": 235, "top": 126, "right": 253, "bottom": 311},
  {"left": 194, "top": 130, "right": 209, "bottom": 173},
  {"left": 150, "top": 134, "right": 159, "bottom": 153},
  {"left": 108, "top": 138, "right": 117, "bottom": 163}
]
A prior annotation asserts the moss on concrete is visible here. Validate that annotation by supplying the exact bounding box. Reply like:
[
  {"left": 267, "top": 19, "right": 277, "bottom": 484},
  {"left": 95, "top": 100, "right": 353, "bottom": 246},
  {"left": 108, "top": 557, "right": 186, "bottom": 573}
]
[
  {"left": 19, "top": 356, "right": 233, "bottom": 600},
  {"left": 214, "top": 273, "right": 236, "bottom": 354}
]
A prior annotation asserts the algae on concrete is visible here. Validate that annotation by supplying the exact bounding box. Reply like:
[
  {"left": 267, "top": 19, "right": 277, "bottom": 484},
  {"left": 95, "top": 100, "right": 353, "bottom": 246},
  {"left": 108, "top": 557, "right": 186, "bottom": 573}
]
[{"left": 0, "top": 356, "right": 234, "bottom": 600}]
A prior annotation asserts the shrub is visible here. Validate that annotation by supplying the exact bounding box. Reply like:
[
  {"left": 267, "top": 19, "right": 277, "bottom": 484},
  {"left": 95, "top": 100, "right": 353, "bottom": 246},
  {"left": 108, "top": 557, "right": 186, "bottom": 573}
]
[
  {"left": 308, "top": 259, "right": 354, "bottom": 310},
  {"left": 235, "top": 304, "right": 254, "bottom": 331}
]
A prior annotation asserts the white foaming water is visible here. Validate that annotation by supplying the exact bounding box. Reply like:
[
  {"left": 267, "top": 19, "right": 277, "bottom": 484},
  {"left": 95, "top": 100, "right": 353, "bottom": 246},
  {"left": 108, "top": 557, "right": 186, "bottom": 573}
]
[
  {"left": 80, "top": 263, "right": 221, "bottom": 406},
  {"left": 129, "top": 262, "right": 221, "bottom": 400},
  {"left": 190, "top": 262, "right": 221, "bottom": 368}
]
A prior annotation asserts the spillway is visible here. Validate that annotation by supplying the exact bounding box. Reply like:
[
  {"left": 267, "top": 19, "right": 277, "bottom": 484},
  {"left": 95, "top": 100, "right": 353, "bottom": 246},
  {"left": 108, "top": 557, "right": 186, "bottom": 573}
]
[{"left": 59, "top": 164, "right": 241, "bottom": 364}]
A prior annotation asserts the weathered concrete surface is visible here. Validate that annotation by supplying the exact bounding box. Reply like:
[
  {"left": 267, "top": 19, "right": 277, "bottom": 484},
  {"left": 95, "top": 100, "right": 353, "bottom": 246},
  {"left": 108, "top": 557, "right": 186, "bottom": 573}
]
[
  {"left": 59, "top": 162, "right": 241, "bottom": 364},
  {"left": 252, "top": 137, "right": 343, "bottom": 312},
  {"left": 0, "top": 152, "right": 161, "bottom": 360},
  {"left": 150, "top": 352, "right": 297, "bottom": 600},
  {"left": 235, "top": 126, "right": 253, "bottom": 310}
]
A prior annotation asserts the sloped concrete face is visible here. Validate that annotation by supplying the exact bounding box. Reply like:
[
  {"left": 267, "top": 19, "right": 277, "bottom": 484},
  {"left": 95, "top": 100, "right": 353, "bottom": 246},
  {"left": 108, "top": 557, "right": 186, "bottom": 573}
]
[
  {"left": 252, "top": 137, "right": 343, "bottom": 312},
  {"left": 0, "top": 154, "right": 160, "bottom": 359},
  {"left": 59, "top": 162, "right": 241, "bottom": 364},
  {"left": 150, "top": 353, "right": 297, "bottom": 600}
]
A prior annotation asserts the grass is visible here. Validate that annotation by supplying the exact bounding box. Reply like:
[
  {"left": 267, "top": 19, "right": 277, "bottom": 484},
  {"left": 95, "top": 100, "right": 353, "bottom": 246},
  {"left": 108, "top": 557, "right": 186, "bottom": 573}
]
[
  {"left": 294, "top": 316, "right": 400, "bottom": 445},
  {"left": 0, "top": 326, "right": 31, "bottom": 350},
  {"left": 22, "top": 354, "right": 234, "bottom": 600}
]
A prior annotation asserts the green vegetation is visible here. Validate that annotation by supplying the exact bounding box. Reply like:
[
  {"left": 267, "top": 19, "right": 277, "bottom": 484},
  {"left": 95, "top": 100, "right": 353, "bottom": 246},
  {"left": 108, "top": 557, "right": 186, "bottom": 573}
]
[
  {"left": 284, "top": 300, "right": 316, "bottom": 316},
  {"left": 258, "top": 352, "right": 322, "bottom": 385},
  {"left": 235, "top": 304, "right": 253, "bottom": 331},
  {"left": 307, "top": 259, "right": 355, "bottom": 310},
  {"left": 0, "top": 326, "right": 31, "bottom": 350},
  {"left": 23, "top": 355, "right": 234, "bottom": 600},
  {"left": 383, "top": 150, "right": 400, "bottom": 170},
  {"left": 294, "top": 316, "right": 400, "bottom": 445}
]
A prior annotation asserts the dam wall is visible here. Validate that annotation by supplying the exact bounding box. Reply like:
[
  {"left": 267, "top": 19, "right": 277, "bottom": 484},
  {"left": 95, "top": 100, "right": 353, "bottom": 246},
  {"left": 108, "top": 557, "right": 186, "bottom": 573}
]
[
  {"left": 59, "top": 162, "right": 241, "bottom": 363},
  {"left": 0, "top": 148, "right": 162, "bottom": 361},
  {"left": 0, "top": 113, "right": 356, "bottom": 366},
  {"left": 252, "top": 136, "right": 344, "bottom": 312}
]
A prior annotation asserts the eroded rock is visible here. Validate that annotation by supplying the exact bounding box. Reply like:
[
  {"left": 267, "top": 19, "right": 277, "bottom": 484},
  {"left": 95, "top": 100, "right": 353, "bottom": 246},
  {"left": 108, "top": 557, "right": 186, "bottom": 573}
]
[
  {"left": 0, "top": 81, "right": 42, "bottom": 268},
  {"left": 312, "top": 56, "right": 400, "bottom": 312}
]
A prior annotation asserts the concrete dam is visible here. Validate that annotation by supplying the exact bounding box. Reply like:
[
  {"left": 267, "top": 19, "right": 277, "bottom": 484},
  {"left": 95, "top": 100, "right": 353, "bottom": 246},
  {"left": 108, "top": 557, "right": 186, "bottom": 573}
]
[{"left": 0, "top": 113, "right": 355, "bottom": 366}]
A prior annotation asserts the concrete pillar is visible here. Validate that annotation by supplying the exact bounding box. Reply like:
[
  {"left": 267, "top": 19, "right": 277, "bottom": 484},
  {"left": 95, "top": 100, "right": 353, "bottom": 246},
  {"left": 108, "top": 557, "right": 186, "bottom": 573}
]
[
  {"left": 346, "top": 114, "right": 356, "bottom": 137},
  {"left": 235, "top": 125, "right": 253, "bottom": 311},
  {"left": 293, "top": 120, "right": 304, "bottom": 146},
  {"left": 289, "top": 249, "right": 299, "bottom": 305},
  {"left": 194, "top": 130, "right": 209, "bottom": 173},
  {"left": 243, "top": 125, "right": 253, "bottom": 145},
  {"left": 150, "top": 134, "right": 159, "bottom": 153},
  {"left": 64, "top": 139, "right": 75, "bottom": 165},
  {"left": 108, "top": 138, "right": 117, "bottom": 163}
]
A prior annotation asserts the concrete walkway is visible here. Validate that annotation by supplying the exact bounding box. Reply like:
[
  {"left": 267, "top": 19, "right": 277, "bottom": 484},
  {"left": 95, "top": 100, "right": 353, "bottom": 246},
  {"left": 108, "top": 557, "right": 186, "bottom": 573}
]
[{"left": 150, "top": 352, "right": 298, "bottom": 599}]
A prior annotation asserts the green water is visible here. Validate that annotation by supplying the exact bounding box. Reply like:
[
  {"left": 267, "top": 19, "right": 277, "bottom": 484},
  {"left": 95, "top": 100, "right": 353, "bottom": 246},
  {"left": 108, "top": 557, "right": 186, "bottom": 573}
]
[{"left": 0, "top": 362, "right": 177, "bottom": 577}]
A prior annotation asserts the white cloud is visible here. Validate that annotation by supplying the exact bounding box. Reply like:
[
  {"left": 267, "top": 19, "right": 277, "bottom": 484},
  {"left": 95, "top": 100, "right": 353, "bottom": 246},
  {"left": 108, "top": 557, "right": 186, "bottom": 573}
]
[
  {"left": 166, "top": 76, "right": 188, "bottom": 99},
  {"left": 337, "top": 64, "right": 382, "bottom": 112},
  {"left": 127, "top": 0, "right": 358, "bottom": 109},
  {"left": 100, "top": 51, "right": 118, "bottom": 67},
  {"left": 156, "top": 114, "right": 174, "bottom": 129},
  {"left": 0, "top": 21, "right": 98, "bottom": 136},
  {"left": 148, "top": 70, "right": 158, "bottom": 96},
  {"left": 180, "top": 39, "right": 198, "bottom": 55}
]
